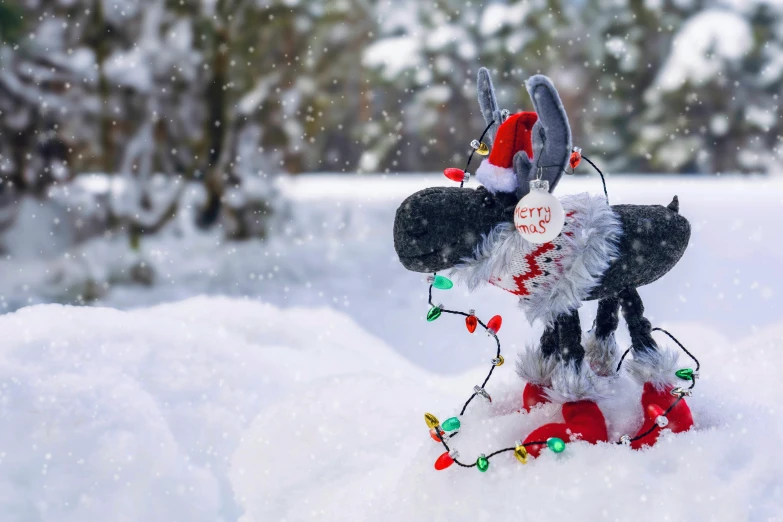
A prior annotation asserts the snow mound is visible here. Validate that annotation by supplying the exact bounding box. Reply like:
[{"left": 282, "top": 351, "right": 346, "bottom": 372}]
[
  {"left": 232, "top": 322, "right": 783, "bottom": 521},
  {"left": 0, "top": 297, "right": 424, "bottom": 521},
  {"left": 2, "top": 298, "right": 782, "bottom": 520}
]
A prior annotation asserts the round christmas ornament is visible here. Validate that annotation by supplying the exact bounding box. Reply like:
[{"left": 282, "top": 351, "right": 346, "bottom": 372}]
[{"left": 513, "top": 178, "right": 565, "bottom": 243}]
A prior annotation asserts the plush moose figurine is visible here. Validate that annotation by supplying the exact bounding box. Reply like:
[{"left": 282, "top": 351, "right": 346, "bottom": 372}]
[{"left": 393, "top": 68, "right": 694, "bottom": 455}]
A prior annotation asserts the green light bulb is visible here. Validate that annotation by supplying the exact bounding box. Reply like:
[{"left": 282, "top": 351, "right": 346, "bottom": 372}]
[
  {"left": 426, "top": 305, "right": 442, "bottom": 322},
  {"left": 547, "top": 437, "right": 566, "bottom": 453},
  {"left": 675, "top": 368, "right": 694, "bottom": 380},
  {"left": 432, "top": 275, "right": 453, "bottom": 290},
  {"left": 442, "top": 417, "right": 461, "bottom": 432},
  {"left": 476, "top": 454, "right": 489, "bottom": 472}
]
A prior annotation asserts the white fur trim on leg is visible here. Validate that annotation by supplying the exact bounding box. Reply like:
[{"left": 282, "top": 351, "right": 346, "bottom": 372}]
[
  {"left": 584, "top": 330, "right": 620, "bottom": 377},
  {"left": 515, "top": 344, "right": 558, "bottom": 385},
  {"left": 475, "top": 159, "right": 518, "bottom": 194},
  {"left": 622, "top": 345, "right": 680, "bottom": 390},
  {"left": 545, "top": 359, "right": 609, "bottom": 403}
]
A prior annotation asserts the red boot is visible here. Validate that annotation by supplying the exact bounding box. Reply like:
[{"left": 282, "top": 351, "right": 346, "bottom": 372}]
[
  {"left": 522, "top": 383, "right": 550, "bottom": 412},
  {"left": 630, "top": 382, "right": 694, "bottom": 449},
  {"left": 523, "top": 401, "right": 608, "bottom": 457}
]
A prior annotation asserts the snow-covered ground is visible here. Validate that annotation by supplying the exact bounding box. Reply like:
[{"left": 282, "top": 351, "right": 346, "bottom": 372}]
[
  {"left": 1, "top": 174, "right": 783, "bottom": 520},
  {"left": 2, "top": 297, "right": 782, "bottom": 521}
]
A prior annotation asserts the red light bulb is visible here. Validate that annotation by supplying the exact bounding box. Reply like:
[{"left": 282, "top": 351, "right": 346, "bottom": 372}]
[
  {"left": 569, "top": 149, "right": 582, "bottom": 170},
  {"left": 487, "top": 315, "right": 502, "bottom": 335},
  {"left": 466, "top": 313, "right": 478, "bottom": 333},
  {"left": 434, "top": 450, "right": 457, "bottom": 470},
  {"left": 429, "top": 428, "right": 445, "bottom": 442},
  {"left": 444, "top": 168, "right": 467, "bottom": 183}
]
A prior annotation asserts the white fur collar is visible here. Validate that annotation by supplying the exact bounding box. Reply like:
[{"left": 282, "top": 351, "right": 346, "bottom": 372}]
[{"left": 452, "top": 192, "right": 622, "bottom": 326}]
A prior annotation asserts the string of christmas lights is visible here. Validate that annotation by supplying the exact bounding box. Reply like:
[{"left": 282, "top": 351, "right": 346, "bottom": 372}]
[
  {"left": 423, "top": 276, "right": 700, "bottom": 471},
  {"left": 443, "top": 119, "right": 496, "bottom": 187},
  {"left": 424, "top": 274, "right": 556, "bottom": 471},
  {"left": 422, "top": 131, "right": 700, "bottom": 472}
]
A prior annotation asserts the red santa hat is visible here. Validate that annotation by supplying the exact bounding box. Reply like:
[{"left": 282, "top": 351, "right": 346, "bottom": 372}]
[{"left": 476, "top": 111, "right": 538, "bottom": 194}]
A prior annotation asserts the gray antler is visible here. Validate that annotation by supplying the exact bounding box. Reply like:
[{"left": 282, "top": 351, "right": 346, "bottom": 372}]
[
  {"left": 477, "top": 67, "right": 508, "bottom": 145},
  {"left": 513, "top": 149, "right": 533, "bottom": 193},
  {"left": 516, "top": 75, "right": 572, "bottom": 198}
]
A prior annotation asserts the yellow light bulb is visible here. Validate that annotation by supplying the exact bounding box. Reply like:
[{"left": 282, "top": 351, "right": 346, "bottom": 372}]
[
  {"left": 424, "top": 413, "right": 440, "bottom": 429},
  {"left": 470, "top": 139, "right": 490, "bottom": 156},
  {"left": 514, "top": 444, "right": 528, "bottom": 464}
]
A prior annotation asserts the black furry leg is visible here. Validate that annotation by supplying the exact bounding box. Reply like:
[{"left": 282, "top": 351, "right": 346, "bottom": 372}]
[
  {"left": 540, "top": 322, "right": 559, "bottom": 358},
  {"left": 618, "top": 288, "right": 657, "bottom": 355},
  {"left": 586, "top": 296, "right": 621, "bottom": 376},
  {"left": 593, "top": 296, "right": 620, "bottom": 341},
  {"left": 557, "top": 309, "right": 585, "bottom": 366}
]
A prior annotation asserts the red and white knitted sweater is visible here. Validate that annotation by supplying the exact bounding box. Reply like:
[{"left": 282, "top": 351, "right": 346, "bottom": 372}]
[
  {"left": 454, "top": 192, "right": 622, "bottom": 326},
  {"left": 488, "top": 210, "right": 576, "bottom": 297}
]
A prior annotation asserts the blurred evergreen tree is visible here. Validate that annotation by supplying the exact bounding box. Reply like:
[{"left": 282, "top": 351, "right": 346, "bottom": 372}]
[
  {"left": 0, "top": 2, "right": 94, "bottom": 196},
  {"left": 1, "top": 0, "right": 779, "bottom": 234},
  {"left": 364, "top": 0, "right": 573, "bottom": 173},
  {"left": 186, "top": 0, "right": 379, "bottom": 234},
  {"left": 638, "top": 2, "right": 783, "bottom": 173},
  {"left": 574, "top": 0, "right": 702, "bottom": 172},
  {"left": 0, "top": 3, "right": 23, "bottom": 43}
]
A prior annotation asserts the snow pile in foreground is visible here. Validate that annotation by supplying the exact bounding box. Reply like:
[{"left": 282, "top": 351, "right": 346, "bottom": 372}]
[
  {"left": 0, "top": 297, "right": 426, "bottom": 521},
  {"left": 1, "top": 298, "right": 782, "bottom": 521}
]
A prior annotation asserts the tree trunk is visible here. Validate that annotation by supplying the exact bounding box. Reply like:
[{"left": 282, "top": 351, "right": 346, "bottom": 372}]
[
  {"left": 198, "top": 20, "right": 230, "bottom": 228},
  {"left": 92, "top": 0, "right": 113, "bottom": 174}
]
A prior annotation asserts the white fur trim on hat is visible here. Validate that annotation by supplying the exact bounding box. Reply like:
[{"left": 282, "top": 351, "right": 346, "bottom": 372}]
[{"left": 475, "top": 159, "right": 518, "bottom": 194}]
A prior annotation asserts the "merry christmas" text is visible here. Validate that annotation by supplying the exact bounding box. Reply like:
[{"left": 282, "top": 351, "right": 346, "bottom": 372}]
[{"left": 514, "top": 206, "right": 552, "bottom": 235}]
